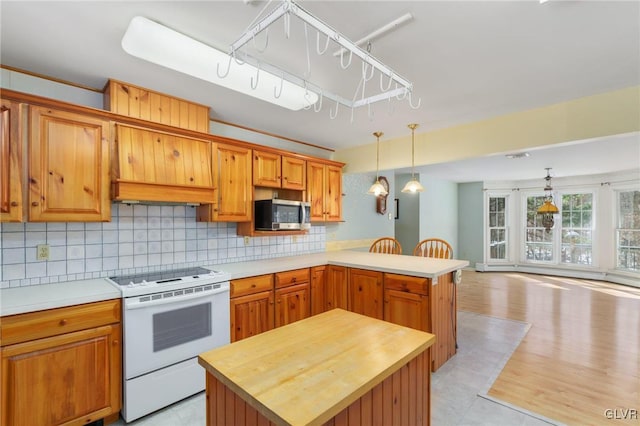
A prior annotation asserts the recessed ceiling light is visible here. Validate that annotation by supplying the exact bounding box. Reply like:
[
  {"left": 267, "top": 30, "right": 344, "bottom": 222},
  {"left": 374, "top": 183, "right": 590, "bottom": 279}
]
[{"left": 505, "top": 152, "right": 530, "bottom": 159}]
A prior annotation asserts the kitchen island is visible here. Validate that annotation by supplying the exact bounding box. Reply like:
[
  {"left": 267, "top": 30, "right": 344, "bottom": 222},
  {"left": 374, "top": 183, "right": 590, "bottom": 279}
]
[{"left": 198, "top": 309, "right": 436, "bottom": 426}]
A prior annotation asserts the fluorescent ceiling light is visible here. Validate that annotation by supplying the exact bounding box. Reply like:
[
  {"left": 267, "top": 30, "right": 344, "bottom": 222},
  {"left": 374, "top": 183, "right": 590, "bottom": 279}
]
[{"left": 121, "top": 16, "right": 318, "bottom": 111}]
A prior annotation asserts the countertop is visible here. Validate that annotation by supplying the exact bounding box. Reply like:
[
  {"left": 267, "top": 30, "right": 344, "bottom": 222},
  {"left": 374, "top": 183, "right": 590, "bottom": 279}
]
[
  {"left": 0, "top": 278, "right": 121, "bottom": 317},
  {"left": 198, "top": 308, "right": 436, "bottom": 426},
  {"left": 210, "top": 250, "right": 469, "bottom": 281},
  {"left": 1, "top": 251, "right": 468, "bottom": 316}
]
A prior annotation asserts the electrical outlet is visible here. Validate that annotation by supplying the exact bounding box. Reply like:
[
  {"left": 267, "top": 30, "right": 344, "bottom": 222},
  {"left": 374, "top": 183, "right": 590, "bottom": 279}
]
[
  {"left": 388, "top": 213, "right": 393, "bottom": 220},
  {"left": 292, "top": 235, "right": 298, "bottom": 243},
  {"left": 37, "top": 244, "right": 50, "bottom": 261},
  {"left": 244, "top": 236, "right": 250, "bottom": 246}
]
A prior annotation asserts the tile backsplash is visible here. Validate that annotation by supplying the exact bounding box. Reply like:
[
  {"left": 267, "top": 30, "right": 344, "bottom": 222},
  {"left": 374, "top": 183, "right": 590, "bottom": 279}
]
[{"left": 0, "top": 204, "right": 325, "bottom": 288}]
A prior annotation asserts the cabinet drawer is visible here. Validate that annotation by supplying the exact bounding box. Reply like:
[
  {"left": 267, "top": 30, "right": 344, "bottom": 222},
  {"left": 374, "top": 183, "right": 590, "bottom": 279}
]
[
  {"left": 1, "top": 299, "right": 121, "bottom": 347},
  {"left": 231, "top": 274, "right": 274, "bottom": 298},
  {"left": 275, "top": 268, "right": 310, "bottom": 289},
  {"left": 384, "top": 273, "right": 430, "bottom": 296}
]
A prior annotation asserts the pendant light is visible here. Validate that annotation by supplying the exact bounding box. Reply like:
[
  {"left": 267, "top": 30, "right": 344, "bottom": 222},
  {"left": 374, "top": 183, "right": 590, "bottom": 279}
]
[
  {"left": 367, "top": 131, "right": 388, "bottom": 196},
  {"left": 401, "top": 123, "right": 424, "bottom": 193},
  {"left": 537, "top": 168, "right": 559, "bottom": 232}
]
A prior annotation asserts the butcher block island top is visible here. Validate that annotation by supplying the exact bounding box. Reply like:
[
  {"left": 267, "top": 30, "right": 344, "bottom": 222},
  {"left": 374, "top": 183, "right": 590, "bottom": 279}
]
[{"left": 198, "top": 309, "right": 436, "bottom": 426}]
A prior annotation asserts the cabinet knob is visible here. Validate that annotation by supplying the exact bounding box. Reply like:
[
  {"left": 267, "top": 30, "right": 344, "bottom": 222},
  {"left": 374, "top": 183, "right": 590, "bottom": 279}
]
[
  {"left": 59, "top": 319, "right": 68, "bottom": 326},
  {"left": 251, "top": 284, "right": 256, "bottom": 288},
  {"left": 10, "top": 201, "right": 18, "bottom": 207},
  {"left": 113, "top": 340, "right": 119, "bottom": 346},
  {"left": 32, "top": 201, "right": 39, "bottom": 207}
]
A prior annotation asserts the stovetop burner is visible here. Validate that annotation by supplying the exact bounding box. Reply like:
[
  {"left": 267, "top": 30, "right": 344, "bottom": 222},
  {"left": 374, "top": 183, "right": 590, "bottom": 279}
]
[{"left": 109, "top": 267, "right": 213, "bottom": 286}]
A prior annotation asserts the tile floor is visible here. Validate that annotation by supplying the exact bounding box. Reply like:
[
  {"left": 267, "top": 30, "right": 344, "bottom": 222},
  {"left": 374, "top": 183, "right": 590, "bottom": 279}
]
[{"left": 112, "top": 311, "right": 559, "bottom": 426}]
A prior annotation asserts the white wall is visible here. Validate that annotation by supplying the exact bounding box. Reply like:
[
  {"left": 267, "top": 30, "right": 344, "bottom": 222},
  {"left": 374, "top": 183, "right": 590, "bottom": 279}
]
[{"left": 419, "top": 175, "right": 459, "bottom": 255}]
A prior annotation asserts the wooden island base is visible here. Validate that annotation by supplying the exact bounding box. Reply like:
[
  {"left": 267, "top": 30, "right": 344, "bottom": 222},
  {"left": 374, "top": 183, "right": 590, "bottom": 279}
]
[{"left": 199, "top": 309, "right": 435, "bottom": 426}]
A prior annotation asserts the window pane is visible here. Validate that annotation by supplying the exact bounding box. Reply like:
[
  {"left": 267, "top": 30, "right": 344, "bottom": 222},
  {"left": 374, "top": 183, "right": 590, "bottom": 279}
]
[
  {"left": 617, "top": 191, "right": 640, "bottom": 271},
  {"left": 525, "top": 195, "right": 554, "bottom": 262},
  {"left": 488, "top": 197, "right": 508, "bottom": 261}
]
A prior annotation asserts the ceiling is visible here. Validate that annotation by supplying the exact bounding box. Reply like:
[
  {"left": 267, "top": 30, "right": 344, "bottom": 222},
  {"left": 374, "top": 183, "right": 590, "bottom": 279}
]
[{"left": 1, "top": 1, "right": 639, "bottom": 182}]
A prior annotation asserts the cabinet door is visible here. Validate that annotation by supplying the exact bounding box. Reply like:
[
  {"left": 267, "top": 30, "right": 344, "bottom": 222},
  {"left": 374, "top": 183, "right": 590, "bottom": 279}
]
[
  {"left": 325, "top": 265, "right": 348, "bottom": 311},
  {"left": 349, "top": 268, "right": 383, "bottom": 319},
  {"left": 307, "top": 161, "right": 326, "bottom": 221},
  {"left": 1, "top": 324, "right": 121, "bottom": 426},
  {"left": 213, "top": 143, "right": 252, "bottom": 221},
  {"left": 310, "top": 266, "right": 326, "bottom": 316},
  {"left": 275, "top": 282, "right": 310, "bottom": 328},
  {"left": 0, "top": 99, "right": 23, "bottom": 222},
  {"left": 253, "top": 150, "right": 281, "bottom": 188},
  {"left": 325, "top": 165, "right": 343, "bottom": 222},
  {"left": 29, "top": 106, "right": 110, "bottom": 221},
  {"left": 230, "top": 290, "right": 275, "bottom": 342},
  {"left": 281, "top": 156, "right": 305, "bottom": 190},
  {"left": 384, "top": 289, "right": 429, "bottom": 331}
]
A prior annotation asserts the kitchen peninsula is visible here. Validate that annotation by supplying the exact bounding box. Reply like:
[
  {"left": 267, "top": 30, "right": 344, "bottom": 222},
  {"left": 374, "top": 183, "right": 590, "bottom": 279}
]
[
  {"left": 198, "top": 308, "right": 436, "bottom": 426},
  {"left": 216, "top": 250, "right": 468, "bottom": 371}
]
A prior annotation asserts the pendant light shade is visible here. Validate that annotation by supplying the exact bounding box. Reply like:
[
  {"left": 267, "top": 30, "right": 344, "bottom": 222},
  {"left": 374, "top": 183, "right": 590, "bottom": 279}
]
[
  {"left": 537, "top": 168, "right": 559, "bottom": 232},
  {"left": 402, "top": 123, "right": 424, "bottom": 193},
  {"left": 368, "top": 131, "right": 388, "bottom": 196}
]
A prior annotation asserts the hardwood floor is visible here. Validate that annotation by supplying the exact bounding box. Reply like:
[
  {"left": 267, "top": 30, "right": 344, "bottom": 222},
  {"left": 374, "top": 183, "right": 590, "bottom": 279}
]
[{"left": 457, "top": 270, "right": 640, "bottom": 426}]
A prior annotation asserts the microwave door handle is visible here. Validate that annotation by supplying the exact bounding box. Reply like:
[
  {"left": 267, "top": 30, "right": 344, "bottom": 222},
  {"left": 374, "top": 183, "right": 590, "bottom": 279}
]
[{"left": 301, "top": 203, "right": 307, "bottom": 225}]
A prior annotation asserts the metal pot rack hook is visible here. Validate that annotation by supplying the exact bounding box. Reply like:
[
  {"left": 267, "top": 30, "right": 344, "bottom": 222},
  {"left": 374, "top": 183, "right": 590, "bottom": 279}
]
[
  {"left": 380, "top": 72, "right": 394, "bottom": 92},
  {"left": 303, "top": 23, "right": 311, "bottom": 78},
  {"left": 274, "top": 73, "right": 284, "bottom": 99},
  {"left": 395, "top": 85, "right": 408, "bottom": 101},
  {"left": 216, "top": 55, "right": 232, "bottom": 79},
  {"left": 329, "top": 98, "right": 340, "bottom": 119},
  {"left": 362, "top": 60, "right": 374, "bottom": 82},
  {"left": 408, "top": 92, "right": 422, "bottom": 109},
  {"left": 340, "top": 49, "right": 353, "bottom": 69},
  {"left": 313, "top": 91, "right": 324, "bottom": 113},
  {"left": 316, "top": 31, "right": 330, "bottom": 55},
  {"left": 303, "top": 82, "right": 313, "bottom": 110},
  {"left": 232, "top": 49, "right": 246, "bottom": 66},
  {"left": 252, "top": 27, "right": 269, "bottom": 53},
  {"left": 251, "top": 63, "right": 261, "bottom": 90},
  {"left": 284, "top": 12, "right": 290, "bottom": 39}
]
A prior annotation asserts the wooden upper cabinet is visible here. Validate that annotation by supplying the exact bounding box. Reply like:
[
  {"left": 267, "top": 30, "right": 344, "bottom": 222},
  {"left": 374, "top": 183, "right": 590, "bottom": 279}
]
[
  {"left": 198, "top": 142, "right": 252, "bottom": 222},
  {"left": 307, "top": 161, "right": 342, "bottom": 222},
  {"left": 282, "top": 155, "right": 306, "bottom": 190},
  {"left": 253, "top": 150, "right": 306, "bottom": 190},
  {"left": 0, "top": 99, "right": 23, "bottom": 222},
  {"left": 104, "top": 79, "right": 210, "bottom": 132},
  {"left": 253, "top": 150, "right": 281, "bottom": 188},
  {"left": 112, "top": 124, "right": 215, "bottom": 203},
  {"left": 28, "top": 106, "right": 110, "bottom": 222}
]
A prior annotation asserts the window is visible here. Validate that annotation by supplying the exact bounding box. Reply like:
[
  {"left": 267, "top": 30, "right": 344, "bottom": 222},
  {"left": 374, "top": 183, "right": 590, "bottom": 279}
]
[
  {"left": 617, "top": 190, "right": 640, "bottom": 271},
  {"left": 488, "top": 197, "right": 508, "bottom": 260},
  {"left": 561, "top": 193, "right": 593, "bottom": 265},
  {"left": 525, "top": 195, "right": 553, "bottom": 262}
]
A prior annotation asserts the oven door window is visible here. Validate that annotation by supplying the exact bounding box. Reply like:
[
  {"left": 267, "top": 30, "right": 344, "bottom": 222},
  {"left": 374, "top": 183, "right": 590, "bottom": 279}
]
[{"left": 153, "top": 303, "right": 212, "bottom": 352}]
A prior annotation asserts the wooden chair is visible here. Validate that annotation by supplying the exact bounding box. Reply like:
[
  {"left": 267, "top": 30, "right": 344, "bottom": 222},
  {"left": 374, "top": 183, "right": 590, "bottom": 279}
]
[
  {"left": 369, "top": 237, "right": 403, "bottom": 255},
  {"left": 413, "top": 238, "right": 453, "bottom": 259}
]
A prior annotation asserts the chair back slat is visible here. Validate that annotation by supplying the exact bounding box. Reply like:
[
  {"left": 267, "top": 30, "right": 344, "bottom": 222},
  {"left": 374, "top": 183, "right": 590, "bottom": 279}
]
[
  {"left": 369, "top": 237, "right": 402, "bottom": 255},
  {"left": 413, "top": 238, "right": 453, "bottom": 259}
]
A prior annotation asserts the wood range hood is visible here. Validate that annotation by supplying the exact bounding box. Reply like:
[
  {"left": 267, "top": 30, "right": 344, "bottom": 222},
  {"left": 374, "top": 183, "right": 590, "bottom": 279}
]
[{"left": 111, "top": 123, "right": 216, "bottom": 206}]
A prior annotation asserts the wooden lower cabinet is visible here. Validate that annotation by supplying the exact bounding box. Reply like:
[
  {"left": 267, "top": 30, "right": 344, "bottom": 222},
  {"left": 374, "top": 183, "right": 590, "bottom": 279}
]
[
  {"left": 310, "top": 265, "right": 326, "bottom": 315},
  {"left": 384, "top": 288, "right": 429, "bottom": 331},
  {"left": 0, "top": 300, "right": 122, "bottom": 426},
  {"left": 274, "top": 269, "right": 310, "bottom": 327},
  {"left": 348, "top": 268, "right": 383, "bottom": 320},
  {"left": 275, "top": 282, "right": 310, "bottom": 327},
  {"left": 230, "top": 275, "right": 275, "bottom": 342},
  {"left": 325, "top": 265, "right": 348, "bottom": 311}
]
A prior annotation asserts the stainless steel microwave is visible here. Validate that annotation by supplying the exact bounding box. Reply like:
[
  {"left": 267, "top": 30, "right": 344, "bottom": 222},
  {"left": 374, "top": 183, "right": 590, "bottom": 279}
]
[{"left": 254, "top": 199, "right": 311, "bottom": 231}]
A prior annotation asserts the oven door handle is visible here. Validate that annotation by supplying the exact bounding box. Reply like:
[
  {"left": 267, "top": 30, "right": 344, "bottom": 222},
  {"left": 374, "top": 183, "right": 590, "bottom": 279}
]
[{"left": 125, "top": 285, "right": 229, "bottom": 310}]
